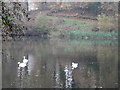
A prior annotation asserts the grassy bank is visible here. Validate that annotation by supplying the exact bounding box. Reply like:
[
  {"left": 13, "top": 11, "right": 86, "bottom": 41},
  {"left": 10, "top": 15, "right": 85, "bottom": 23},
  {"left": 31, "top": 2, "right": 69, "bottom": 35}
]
[
  {"left": 33, "top": 14, "right": 118, "bottom": 40},
  {"left": 64, "top": 30, "right": 117, "bottom": 39},
  {"left": 60, "top": 18, "right": 117, "bottom": 39}
]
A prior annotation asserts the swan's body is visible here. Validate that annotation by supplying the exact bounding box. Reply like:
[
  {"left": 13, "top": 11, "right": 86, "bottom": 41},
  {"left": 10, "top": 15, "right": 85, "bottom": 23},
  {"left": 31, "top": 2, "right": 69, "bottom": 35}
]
[
  {"left": 17, "top": 56, "right": 28, "bottom": 69},
  {"left": 72, "top": 62, "right": 78, "bottom": 70},
  {"left": 23, "top": 56, "right": 28, "bottom": 64},
  {"left": 18, "top": 62, "right": 26, "bottom": 68}
]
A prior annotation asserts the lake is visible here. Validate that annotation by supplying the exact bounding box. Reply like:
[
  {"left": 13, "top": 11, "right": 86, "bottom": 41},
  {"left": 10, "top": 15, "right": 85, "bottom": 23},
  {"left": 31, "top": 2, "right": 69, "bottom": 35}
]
[{"left": 2, "top": 38, "right": 118, "bottom": 88}]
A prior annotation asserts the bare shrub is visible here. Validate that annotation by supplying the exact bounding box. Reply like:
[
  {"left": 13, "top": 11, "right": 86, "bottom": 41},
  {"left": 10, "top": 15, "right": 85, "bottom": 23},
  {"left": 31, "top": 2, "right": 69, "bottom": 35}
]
[{"left": 97, "top": 14, "right": 118, "bottom": 32}]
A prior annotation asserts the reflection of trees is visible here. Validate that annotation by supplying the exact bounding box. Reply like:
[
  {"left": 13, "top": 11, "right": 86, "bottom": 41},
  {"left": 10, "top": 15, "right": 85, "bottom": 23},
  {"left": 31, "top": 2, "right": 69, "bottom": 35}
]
[
  {"left": 2, "top": 40, "right": 28, "bottom": 87},
  {"left": 97, "top": 45, "right": 118, "bottom": 88}
]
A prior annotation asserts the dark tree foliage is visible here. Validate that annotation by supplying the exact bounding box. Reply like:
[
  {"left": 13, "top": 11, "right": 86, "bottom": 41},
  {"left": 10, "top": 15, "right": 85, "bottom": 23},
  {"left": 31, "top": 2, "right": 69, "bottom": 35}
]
[
  {"left": 0, "top": 1, "right": 28, "bottom": 38},
  {"left": 86, "top": 2, "right": 101, "bottom": 15}
]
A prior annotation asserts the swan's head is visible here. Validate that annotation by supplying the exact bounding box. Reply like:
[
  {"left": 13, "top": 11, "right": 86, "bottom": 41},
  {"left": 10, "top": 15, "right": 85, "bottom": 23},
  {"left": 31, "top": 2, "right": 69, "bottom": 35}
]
[
  {"left": 72, "top": 62, "right": 74, "bottom": 65},
  {"left": 18, "top": 62, "right": 20, "bottom": 64}
]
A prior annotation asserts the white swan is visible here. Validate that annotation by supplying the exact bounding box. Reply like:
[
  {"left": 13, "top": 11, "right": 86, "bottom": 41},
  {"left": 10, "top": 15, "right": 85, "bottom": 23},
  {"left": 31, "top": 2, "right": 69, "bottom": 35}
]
[
  {"left": 23, "top": 56, "right": 28, "bottom": 64},
  {"left": 18, "top": 62, "right": 26, "bottom": 68},
  {"left": 72, "top": 62, "right": 78, "bottom": 70}
]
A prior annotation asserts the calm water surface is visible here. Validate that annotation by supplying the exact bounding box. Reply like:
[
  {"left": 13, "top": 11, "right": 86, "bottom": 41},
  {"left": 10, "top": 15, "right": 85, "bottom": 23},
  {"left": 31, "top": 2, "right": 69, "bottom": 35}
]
[{"left": 2, "top": 38, "right": 118, "bottom": 88}]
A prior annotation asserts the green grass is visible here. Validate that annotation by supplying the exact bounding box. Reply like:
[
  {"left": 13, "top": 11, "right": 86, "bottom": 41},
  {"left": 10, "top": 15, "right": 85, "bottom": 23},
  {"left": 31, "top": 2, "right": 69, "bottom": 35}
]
[
  {"left": 63, "top": 18, "right": 96, "bottom": 31},
  {"left": 66, "top": 30, "right": 117, "bottom": 37},
  {"left": 64, "top": 18, "right": 87, "bottom": 24},
  {"left": 62, "top": 18, "right": 117, "bottom": 38}
]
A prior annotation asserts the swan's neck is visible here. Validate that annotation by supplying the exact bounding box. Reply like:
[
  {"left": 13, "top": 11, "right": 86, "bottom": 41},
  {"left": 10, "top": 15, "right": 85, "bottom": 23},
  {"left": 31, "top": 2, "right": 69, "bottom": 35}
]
[
  {"left": 18, "top": 62, "right": 20, "bottom": 64},
  {"left": 23, "top": 56, "right": 26, "bottom": 59}
]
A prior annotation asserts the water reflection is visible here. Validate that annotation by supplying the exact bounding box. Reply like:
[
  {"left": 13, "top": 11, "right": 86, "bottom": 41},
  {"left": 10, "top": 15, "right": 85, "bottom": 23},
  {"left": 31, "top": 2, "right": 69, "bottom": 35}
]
[
  {"left": 64, "top": 64, "right": 73, "bottom": 88},
  {"left": 2, "top": 38, "right": 118, "bottom": 88},
  {"left": 55, "top": 60, "right": 62, "bottom": 88},
  {"left": 17, "top": 65, "right": 29, "bottom": 88},
  {"left": 27, "top": 54, "right": 34, "bottom": 75}
]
